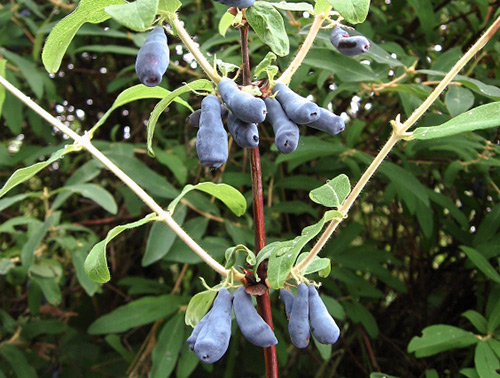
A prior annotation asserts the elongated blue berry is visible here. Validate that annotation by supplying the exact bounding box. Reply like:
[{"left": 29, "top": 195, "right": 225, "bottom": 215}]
[
  {"left": 280, "top": 289, "right": 294, "bottom": 320},
  {"left": 187, "top": 105, "right": 228, "bottom": 128},
  {"left": 264, "top": 97, "right": 300, "bottom": 154},
  {"left": 329, "top": 26, "right": 349, "bottom": 49},
  {"left": 187, "top": 308, "right": 212, "bottom": 351},
  {"left": 135, "top": 26, "right": 169, "bottom": 87},
  {"left": 196, "top": 95, "right": 228, "bottom": 169},
  {"left": 218, "top": 78, "right": 267, "bottom": 124},
  {"left": 227, "top": 112, "right": 259, "bottom": 148},
  {"left": 272, "top": 83, "right": 320, "bottom": 125},
  {"left": 288, "top": 283, "right": 310, "bottom": 348},
  {"left": 193, "top": 288, "right": 233, "bottom": 364},
  {"left": 213, "top": 0, "right": 255, "bottom": 8},
  {"left": 336, "top": 35, "right": 370, "bottom": 56},
  {"left": 233, "top": 287, "right": 278, "bottom": 348},
  {"left": 308, "top": 286, "right": 340, "bottom": 345},
  {"left": 305, "top": 108, "right": 345, "bottom": 135}
]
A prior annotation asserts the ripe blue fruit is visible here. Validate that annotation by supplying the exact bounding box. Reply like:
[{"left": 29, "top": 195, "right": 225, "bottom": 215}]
[
  {"left": 306, "top": 108, "right": 345, "bottom": 135},
  {"left": 308, "top": 286, "right": 340, "bottom": 344},
  {"left": 329, "top": 26, "right": 349, "bottom": 49},
  {"left": 264, "top": 97, "right": 300, "bottom": 154},
  {"left": 227, "top": 112, "right": 259, "bottom": 148},
  {"left": 279, "top": 289, "right": 294, "bottom": 320},
  {"left": 218, "top": 77, "right": 267, "bottom": 124},
  {"left": 196, "top": 95, "right": 228, "bottom": 169},
  {"left": 213, "top": 0, "right": 255, "bottom": 8},
  {"left": 272, "top": 83, "right": 320, "bottom": 125},
  {"left": 187, "top": 105, "right": 228, "bottom": 128},
  {"left": 135, "top": 26, "right": 169, "bottom": 87},
  {"left": 288, "top": 283, "right": 310, "bottom": 348},
  {"left": 335, "top": 36, "right": 370, "bottom": 56},
  {"left": 233, "top": 287, "right": 278, "bottom": 348},
  {"left": 186, "top": 308, "right": 212, "bottom": 351},
  {"left": 193, "top": 288, "right": 233, "bottom": 364}
]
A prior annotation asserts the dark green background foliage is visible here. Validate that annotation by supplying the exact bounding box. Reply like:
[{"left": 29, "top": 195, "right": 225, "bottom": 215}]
[{"left": 1, "top": 0, "right": 500, "bottom": 377}]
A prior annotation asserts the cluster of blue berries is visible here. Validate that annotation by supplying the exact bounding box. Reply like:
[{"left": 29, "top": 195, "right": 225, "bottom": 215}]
[
  {"left": 187, "top": 287, "right": 277, "bottom": 364},
  {"left": 280, "top": 283, "right": 341, "bottom": 348}
]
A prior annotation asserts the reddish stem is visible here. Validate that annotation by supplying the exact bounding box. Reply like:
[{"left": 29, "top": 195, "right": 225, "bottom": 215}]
[{"left": 241, "top": 23, "right": 279, "bottom": 378}]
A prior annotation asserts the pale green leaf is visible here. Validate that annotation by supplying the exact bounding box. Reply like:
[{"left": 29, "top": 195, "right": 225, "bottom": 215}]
[
  {"left": 327, "top": 0, "right": 371, "bottom": 24},
  {"left": 0, "top": 48, "right": 45, "bottom": 99},
  {"left": 219, "top": 11, "right": 235, "bottom": 37},
  {"left": 461, "top": 246, "right": 500, "bottom": 284},
  {"left": 84, "top": 214, "right": 157, "bottom": 283},
  {"left": 147, "top": 79, "right": 213, "bottom": 156},
  {"left": 413, "top": 102, "right": 500, "bottom": 140},
  {"left": 42, "top": 0, "right": 126, "bottom": 73},
  {"left": 0, "top": 145, "right": 76, "bottom": 198},
  {"left": 61, "top": 183, "right": 118, "bottom": 214},
  {"left": 158, "top": 0, "right": 181, "bottom": 13},
  {"left": 475, "top": 342, "right": 500, "bottom": 378},
  {"left": 168, "top": 182, "right": 247, "bottom": 217},
  {"left": 105, "top": 0, "right": 159, "bottom": 32},
  {"left": 246, "top": 2, "right": 289, "bottom": 57},
  {"left": 309, "top": 174, "right": 350, "bottom": 208},
  {"left": 185, "top": 290, "right": 216, "bottom": 327},
  {"left": 407, "top": 325, "right": 478, "bottom": 357},
  {"left": 151, "top": 314, "right": 184, "bottom": 378},
  {"left": 445, "top": 85, "right": 474, "bottom": 117}
]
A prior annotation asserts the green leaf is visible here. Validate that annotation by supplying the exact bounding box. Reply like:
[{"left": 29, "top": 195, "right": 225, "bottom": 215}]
[
  {"left": 407, "top": 325, "right": 478, "bottom": 357},
  {"left": 219, "top": 11, "right": 235, "bottom": 37},
  {"left": 224, "top": 244, "right": 255, "bottom": 269},
  {"left": 461, "top": 246, "right": 500, "bottom": 285},
  {"left": 90, "top": 84, "right": 191, "bottom": 135},
  {"left": 0, "top": 145, "right": 76, "bottom": 198},
  {"left": 184, "top": 290, "right": 216, "bottom": 327},
  {"left": 147, "top": 80, "right": 213, "bottom": 156},
  {"left": 267, "top": 210, "right": 341, "bottom": 288},
  {"left": 0, "top": 258, "right": 15, "bottom": 275},
  {"left": 462, "top": 310, "right": 488, "bottom": 334},
  {"left": 31, "top": 275, "right": 62, "bottom": 305},
  {"left": 71, "top": 244, "right": 100, "bottom": 297},
  {"left": 42, "top": 0, "right": 126, "bottom": 73},
  {"left": 253, "top": 52, "right": 277, "bottom": 79},
  {"left": 312, "top": 335, "right": 332, "bottom": 360},
  {"left": 142, "top": 205, "right": 187, "bottom": 267},
  {"left": 459, "top": 368, "right": 480, "bottom": 378},
  {"left": 304, "top": 48, "right": 378, "bottom": 82},
  {"left": 309, "top": 174, "right": 350, "bottom": 208},
  {"left": 0, "top": 193, "right": 40, "bottom": 212},
  {"left": 271, "top": 2, "right": 314, "bottom": 12},
  {"left": 158, "top": 0, "right": 181, "bottom": 13},
  {"left": 0, "top": 344, "right": 37, "bottom": 378},
  {"left": 168, "top": 182, "right": 247, "bottom": 217},
  {"left": 0, "top": 48, "right": 44, "bottom": 99},
  {"left": 445, "top": 85, "right": 475, "bottom": 117},
  {"left": 487, "top": 297, "right": 500, "bottom": 333},
  {"left": 88, "top": 295, "right": 186, "bottom": 334},
  {"left": 151, "top": 313, "right": 184, "bottom": 378},
  {"left": 84, "top": 213, "right": 157, "bottom": 283},
  {"left": 473, "top": 203, "right": 500, "bottom": 245},
  {"left": 60, "top": 183, "right": 118, "bottom": 214},
  {"left": 296, "top": 253, "right": 331, "bottom": 276},
  {"left": 246, "top": 1, "right": 289, "bottom": 57},
  {"left": 327, "top": 0, "right": 371, "bottom": 24},
  {"left": 407, "top": 0, "right": 435, "bottom": 40},
  {"left": 0, "top": 59, "right": 6, "bottom": 118},
  {"left": 22, "top": 211, "right": 61, "bottom": 270},
  {"left": 343, "top": 300, "right": 378, "bottom": 338},
  {"left": 105, "top": 335, "right": 135, "bottom": 363},
  {"left": 105, "top": 0, "right": 159, "bottom": 32},
  {"left": 475, "top": 341, "right": 500, "bottom": 378},
  {"left": 413, "top": 102, "right": 500, "bottom": 140}
]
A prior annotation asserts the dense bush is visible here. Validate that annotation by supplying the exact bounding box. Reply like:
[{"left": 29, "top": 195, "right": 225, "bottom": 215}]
[{"left": 1, "top": 0, "right": 500, "bottom": 377}]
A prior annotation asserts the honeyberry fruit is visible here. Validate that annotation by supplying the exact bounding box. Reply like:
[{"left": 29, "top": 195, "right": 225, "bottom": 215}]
[
  {"left": 213, "top": 0, "right": 255, "bottom": 9},
  {"left": 264, "top": 97, "right": 300, "bottom": 154},
  {"left": 308, "top": 286, "right": 341, "bottom": 345},
  {"left": 135, "top": 26, "right": 169, "bottom": 87},
  {"left": 335, "top": 36, "right": 370, "bottom": 56},
  {"left": 227, "top": 112, "right": 260, "bottom": 148},
  {"left": 279, "top": 289, "right": 294, "bottom": 320},
  {"left": 193, "top": 288, "right": 233, "bottom": 364},
  {"left": 329, "top": 26, "right": 350, "bottom": 49},
  {"left": 288, "top": 283, "right": 310, "bottom": 349},
  {"left": 196, "top": 95, "right": 228, "bottom": 169},
  {"left": 186, "top": 308, "right": 212, "bottom": 351},
  {"left": 306, "top": 108, "right": 345, "bottom": 135},
  {"left": 233, "top": 287, "right": 278, "bottom": 348},
  {"left": 218, "top": 77, "right": 267, "bottom": 124},
  {"left": 187, "top": 105, "right": 228, "bottom": 128},
  {"left": 272, "top": 83, "right": 320, "bottom": 125}
]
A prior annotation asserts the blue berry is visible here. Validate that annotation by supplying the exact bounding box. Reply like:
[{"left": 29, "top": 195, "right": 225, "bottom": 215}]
[
  {"left": 306, "top": 108, "right": 345, "bottom": 135},
  {"left": 308, "top": 286, "right": 340, "bottom": 345},
  {"left": 264, "top": 97, "right": 300, "bottom": 154},
  {"left": 135, "top": 26, "right": 169, "bottom": 87},
  {"left": 272, "top": 83, "right": 320, "bottom": 125},
  {"left": 288, "top": 283, "right": 310, "bottom": 348},
  {"left": 218, "top": 78, "right": 267, "bottom": 124}
]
